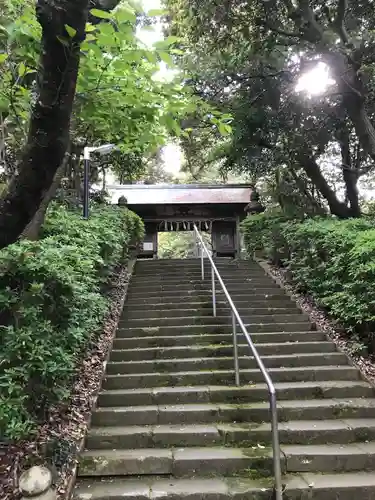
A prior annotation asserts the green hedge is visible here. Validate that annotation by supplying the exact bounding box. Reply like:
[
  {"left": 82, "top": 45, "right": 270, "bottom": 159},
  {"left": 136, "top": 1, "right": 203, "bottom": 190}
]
[
  {"left": 0, "top": 205, "right": 143, "bottom": 440},
  {"left": 241, "top": 212, "right": 375, "bottom": 342}
]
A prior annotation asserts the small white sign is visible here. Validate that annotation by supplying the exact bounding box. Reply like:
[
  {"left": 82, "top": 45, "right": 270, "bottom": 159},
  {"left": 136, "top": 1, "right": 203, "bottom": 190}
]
[{"left": 143, "top": 242, "right": 153, "bottom": 251}]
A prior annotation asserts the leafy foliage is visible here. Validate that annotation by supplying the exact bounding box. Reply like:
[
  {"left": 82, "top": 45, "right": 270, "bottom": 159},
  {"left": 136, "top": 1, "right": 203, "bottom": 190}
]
[
  {"left": 164, "top": 0, "right": 375, "bottom": 218},
  {"left": 158, "top": 231, "right": 211, "bottom": 258},
  {"left": 0, "top": 205, "right": 143, "bottom": 440},
  {"left": 242, "top": 213, "right": 375, "bottom": 344}
]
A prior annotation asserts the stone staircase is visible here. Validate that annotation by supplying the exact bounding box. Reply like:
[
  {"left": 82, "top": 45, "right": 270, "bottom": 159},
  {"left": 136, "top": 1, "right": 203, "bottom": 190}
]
[{"left": 74, "top": 258, "right": 375, "bottom": 500}]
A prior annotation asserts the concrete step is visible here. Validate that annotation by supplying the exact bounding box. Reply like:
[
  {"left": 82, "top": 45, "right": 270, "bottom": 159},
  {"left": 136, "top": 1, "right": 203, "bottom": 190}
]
[
  {"left": 128, "top": 282, "right": 281, "bottom": 294},
  {"left": 116, "top": 322, "right": 313, "bottom": 338},
  {"left": 109, "top": 341, "right": 337, "bottom": 361},
  {"left": 133, "top": 265, "right": 264, "bottom": 273},
  {"left": 127, "top": 286, "right": 284, "bottom": 299},
  {"left": 121, "top": 313, "right": 308, "bottom": 329},
  {"left": 86, "top": 419, "right": 375, "bottom": 449},
  {"left": 131, "top": 275, "right": 273, "bottom": 285},
  {"left": 97, "top": 381, "right": 375, "bottom": 407},
  {"left": 76, "top": 256, "right": 375, "bottom": 498},
  {"left": 106, "top": 353, "right": 348, "bottom": 375},
  {"left": 78, "top": 446, "right": 278, "bottom": 477},
  {"left": 91, "top": 399, "right": 375, "bottom": 427},
  {"left": 101, "top": 365, "right": 360, "bottom": 390},
  {"left": 73, "top": 473, "right": 375, "bottom": 500},
  {"left": 132, "top": 273, "right": 269, "bottom": 282},
  {"left": 123, "top": 299, "right": 294, "bottom": 311},
  {"left": 122, "top": 306, "right": 299, "bottom": 320},
  {"left": 79, "top": 441, "right": 375, "bottom": 477},
  {"left": 126, "top": 293, "right": 294, "bottom": 305},
  {"left": 112, "top": 331, "right": 327, "bottom": 349},
  {"left": 133, "top": 266, "right": 266, "bottom": 274}
]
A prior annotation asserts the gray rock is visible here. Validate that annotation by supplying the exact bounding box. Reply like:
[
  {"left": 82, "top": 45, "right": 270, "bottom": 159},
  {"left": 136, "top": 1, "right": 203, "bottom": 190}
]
[{"left": 19, "top": 466, "right": 52, "bottom": 497}]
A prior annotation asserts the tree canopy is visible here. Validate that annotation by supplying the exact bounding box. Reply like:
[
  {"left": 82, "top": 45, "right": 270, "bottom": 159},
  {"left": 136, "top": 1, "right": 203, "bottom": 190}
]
[
  {"left": 0, "top": 0, "right": 229, "bottom": 247},
  {"left": 164, "top": 0, "right": 375, "bottom": 218}
]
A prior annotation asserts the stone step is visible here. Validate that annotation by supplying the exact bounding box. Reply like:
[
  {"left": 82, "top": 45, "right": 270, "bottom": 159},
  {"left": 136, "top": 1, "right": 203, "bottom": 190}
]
[
  {"left": 131, "top": 275, "right": 272, "bottom": 286},
  {"left": 86, "top": 419, "right": 375, "bottom": 450},
  {"left": 79, "top": 441, "right": 375, "bottom": 477},
  {"left": 132, "top": 273, "right": 269, "bottom": 282},
  {"left": 124, "top": 299, "right": 294, "bottom": 311},
  {"left": 124, "top": 309, "right": 309, "bottom": 328},
  {"left": 135, "top": 262, "right": 264, "bottom": 276},
  {"left": 97, "top": 381, "right": 375, "bottom": 407},
  {"left": 106, "top": 353, "right": 348, "bottom": 375},
  {"left": 101, "top": 365, "right": 360, "bottom": 390},
  {"left": 127, "top": 286, "right": 283, "bottom": 299},
  {"left": 116, "top": 322, "right": 313, "bottom": 338},
  {"left": 126, "top": 293, "right": 294, "bottom": 305},
  {"left": 78, "top": 446, "right": 278, "bottom": 477},
  {"left": 109, "top": 341, "right": 337, "bottom": 361},
  {"left": 112, "top": 331, "right": 327, "bottom": 349},
  {"left": 121, "top": 313, "right": 307, "bottom": 329},
  {"left": 128, "top": 282, "right": 281, "bottom": 294},
  {"left": 91, "top": 399, "right": 375, "bottom": 427},
  {"left": 133, "top": 266, "right": 266, "bottom": 274},
  {"left": 73, "top": 473, "right": 375, "bottom": 500},
  {"left": 122, "top": 306, "right": 299, "bottom": 320}
]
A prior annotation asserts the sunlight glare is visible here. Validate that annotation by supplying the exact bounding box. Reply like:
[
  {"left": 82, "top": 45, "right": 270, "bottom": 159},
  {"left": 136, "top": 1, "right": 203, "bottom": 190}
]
[{"left": 295, "top": 62, "right": 334, "bottom": 95}]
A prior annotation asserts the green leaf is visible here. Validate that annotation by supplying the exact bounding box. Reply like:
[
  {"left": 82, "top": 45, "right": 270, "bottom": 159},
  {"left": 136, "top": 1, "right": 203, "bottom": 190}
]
[
  {"left": 90, "top": 8, "right": 112, "bottom": 19},
  {"left": 57, "top": 36, "right": 70, "bottom": 47},
  {"left": 65, "top": 24, "right": 77, "bottom": 37},
  {"left": 85, "top": 34, "right": 96, "bottom": 42},
  {"left": 159, "top": 51, "right": 174, "bottom": 65},
  {"left": 116, "top": 8, "right": 137, "bottom": 23},
  {"left": 85, "top": 23, "right": 96, "bottom": 32},
  {"left": 147, "top": 9, "right": 167, "bottom": 16},
  {"left": 218, "top": 122, "right": 232, "bottom": 135},
  {"left": 18, "top": 62, "right": 26, "bottom": 77},
  {"left": 0, "top": 53, "right": 8, "bottom": 64},
  {"left": 164, "top": 35, "right": 179, "bottom": 46}
]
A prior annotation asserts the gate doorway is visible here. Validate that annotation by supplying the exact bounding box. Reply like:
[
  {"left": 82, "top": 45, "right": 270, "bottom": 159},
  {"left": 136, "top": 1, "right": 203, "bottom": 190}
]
[
  {"left": 158, "top": 231, "right": 211, "bottom": 260},
  {"left": 109, "top": 184, "right": 254, "bottom": 259}
]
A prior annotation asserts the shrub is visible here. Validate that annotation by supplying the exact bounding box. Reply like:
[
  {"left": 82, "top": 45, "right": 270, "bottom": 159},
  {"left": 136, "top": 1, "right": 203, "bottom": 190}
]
[
  {"left": 241, "top": 213, "right": 375, "bottom": 344},
  {"left": 241, "top": 209, "right": 295, "bottom": 264},
  {"left": 0, "top": 205, "right": 143, "bottom": 440}
]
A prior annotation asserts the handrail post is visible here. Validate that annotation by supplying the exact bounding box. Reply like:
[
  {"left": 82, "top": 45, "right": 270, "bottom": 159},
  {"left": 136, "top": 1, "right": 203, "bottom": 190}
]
[
  {"left": 232, "top": 312, "right": 240, "bottom": 386},
  {"left": 211, "top": 266, "right": 216, "bottom": 317},
  {"left": 193, "top": 223, "right": 282, "bottom": 497},
  {"left": 200, "top": 243, "right": 204, "bottom": 280},
  {"left": 270, "top": 391, "right": 283, "bottom": 500}
]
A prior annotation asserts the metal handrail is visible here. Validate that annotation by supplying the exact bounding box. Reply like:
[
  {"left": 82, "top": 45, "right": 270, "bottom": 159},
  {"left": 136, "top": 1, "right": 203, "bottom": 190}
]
[{"left": 193, "top": 224, "right": 283, "bottom": 500}]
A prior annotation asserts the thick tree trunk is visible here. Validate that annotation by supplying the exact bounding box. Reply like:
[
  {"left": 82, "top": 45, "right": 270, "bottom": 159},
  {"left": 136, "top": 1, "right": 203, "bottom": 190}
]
[
  {"left": 287, "top": 166, "right": 326, "bottom": 215},
  {"left": 340, "top": 131, "right": 360, "bottom": 217},
  {"left": 0, "top": 0, "right": 89, "bottom": 249},
  {"left": 299, "top": 152, "right": 354, "bottom": 218},
  {"left": 328, "top": 52, "right": 375, "bottom": 165},
  {"left": 21, "top": 147, "right": 71, "bottom": 240}
]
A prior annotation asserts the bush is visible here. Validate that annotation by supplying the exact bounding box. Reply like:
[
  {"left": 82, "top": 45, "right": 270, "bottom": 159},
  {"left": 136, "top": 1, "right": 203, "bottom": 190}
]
[
  {"left": 241, "top": 213, "right": 375, "bottom": 343},
  {"left": 241, "top": 210, "right": 295, "bottom": 264},
  {"left": 0, "top": 205, "right": 143, "bottom": 440}
]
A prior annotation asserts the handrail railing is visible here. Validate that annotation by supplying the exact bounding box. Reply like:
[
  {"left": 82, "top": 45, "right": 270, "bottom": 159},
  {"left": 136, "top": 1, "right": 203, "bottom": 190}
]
[{"left": 193, "top": 224, "right": 283, "bottom": 500}]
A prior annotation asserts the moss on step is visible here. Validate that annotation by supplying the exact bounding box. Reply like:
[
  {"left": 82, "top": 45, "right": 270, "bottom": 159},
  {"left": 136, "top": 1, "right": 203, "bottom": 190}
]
[
  {"left": 79, "top": 455, "right": 109, "bottom": 474},
  {"left": 231, "top": 465, "right": 273, "bottom": 480},
  {"left": 332, "top": 404, "right": 355, "bottom": 418}
]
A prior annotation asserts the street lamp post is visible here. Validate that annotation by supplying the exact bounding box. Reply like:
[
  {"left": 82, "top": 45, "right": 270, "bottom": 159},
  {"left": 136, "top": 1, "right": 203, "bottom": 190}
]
[{"left": 83, "top": 143, "right": 116, "bottom": 219}]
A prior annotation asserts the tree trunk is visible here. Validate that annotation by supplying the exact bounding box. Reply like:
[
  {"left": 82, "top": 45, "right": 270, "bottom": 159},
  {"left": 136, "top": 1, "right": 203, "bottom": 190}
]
[
  {"left": 328, "top": 52, "right": 375, "bottom": 166},
  {"left": 340, "top": 131, "right": 361, "bottom": 217},
  {"left": 287, "top": 166, "right": 326, "bottom": 215},
  {"left": 298, "top": 152, "right": 353, "bottom": 218},
  {"left": 0, "top": 0, "right": 89, "bottom": 249},
  {"left": 21, "top": 147, "right": 71, "bottom": 240}
]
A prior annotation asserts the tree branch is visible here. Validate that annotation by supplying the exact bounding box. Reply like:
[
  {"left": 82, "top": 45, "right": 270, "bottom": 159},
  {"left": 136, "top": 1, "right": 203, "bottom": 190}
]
[{"left": 333, "top": 0, "right": 349, "bottom": 44}]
